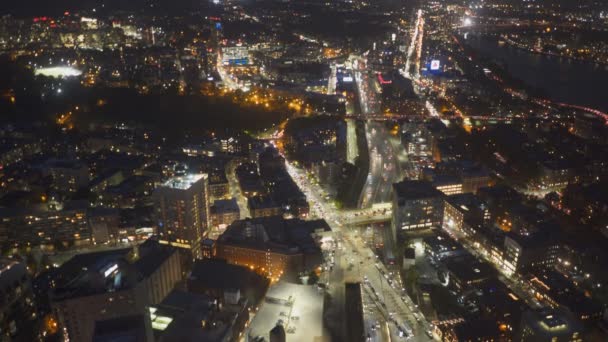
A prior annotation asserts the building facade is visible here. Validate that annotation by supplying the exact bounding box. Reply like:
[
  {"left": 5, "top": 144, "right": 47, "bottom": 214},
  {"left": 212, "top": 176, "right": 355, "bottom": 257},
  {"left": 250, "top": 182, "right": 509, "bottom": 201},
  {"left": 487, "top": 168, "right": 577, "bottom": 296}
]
[{"left": 154, "top": 174, "right": 210, "bottom": 258}]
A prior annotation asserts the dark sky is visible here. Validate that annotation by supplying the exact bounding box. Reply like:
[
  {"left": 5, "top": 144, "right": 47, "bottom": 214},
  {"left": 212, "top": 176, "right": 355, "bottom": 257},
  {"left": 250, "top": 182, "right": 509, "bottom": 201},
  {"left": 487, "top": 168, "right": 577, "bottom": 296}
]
[{"left": 0, "top": 0, "right": 212, "bottom": 16}]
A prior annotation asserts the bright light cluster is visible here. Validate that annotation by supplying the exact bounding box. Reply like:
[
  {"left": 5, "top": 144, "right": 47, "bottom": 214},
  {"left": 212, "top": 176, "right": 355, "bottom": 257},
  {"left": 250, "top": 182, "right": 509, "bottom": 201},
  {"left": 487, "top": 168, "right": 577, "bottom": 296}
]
[{"left": 34, "top": 66, "right": 82, "bottom": 78}]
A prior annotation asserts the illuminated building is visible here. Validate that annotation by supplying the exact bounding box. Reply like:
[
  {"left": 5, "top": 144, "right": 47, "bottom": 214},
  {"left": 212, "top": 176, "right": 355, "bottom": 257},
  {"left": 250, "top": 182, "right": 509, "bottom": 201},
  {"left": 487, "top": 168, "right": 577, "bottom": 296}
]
[
  {"left": 400, "top": 122, "right": 434, "bottom": 158},
  {"left": 443, "top": 193, "right": 490, "bottom": 233},
  {"left": 210, "top": 198, "right": 240, "bottom": 226},
  {"left": 503, "top": 232, "right": 560, "bottom": 276},
  {"left": 539, "top": 160, "right": 577, "bottom": 190},
  {"left": 426, "top": 160, "right": 491, "bottom": 194},
  {"left": 527, "top": 270, "right": 602, "bottom": 321},
  {"left": 445, "top": 257, "right": 496, "bottom": 292},
  {"left": 50, "top": 239, "right": 182, "bottom": 342},
  {"left": 43, "top": 159, "right": 90, "bottom": 193},
  {"left": 0, "top": 260, "right": 35, "bottom": 340},
  {"left": 219, "top": 137, "right": 241, "bottom": 154},
  {"left": 209, "top": 199, "right": 240, "bottom": 239},
  {"left": 392, "top": 180, "right": 444, "bottom": 235},
  {"left": 572, "top": 113, "right": 606, "bottom": 142},
  {"left": 443, "top": 318, "right": 501, "bottom": 342},
  {"left": 215, "top": 217, "right": 329, "bottom": 280},
  {"left": 515, "top": 308, "right": 583, "bottom": 342},
  {"left": 0, "top": 201, "right": 90, "bottom": 249},
  {"left": 154, "top": 174, "right": 210, "bottom": 259},
  {"left": 187, "top": 259, "right": 269, "bottom": 306},
  {"left": 148, "top": 289, "right": 250, "bottom": 341},
  {"left": 208, "top": 172, "right": 230, "bottom": 200},
  {"left": 221, "top": 46, "right": 249, "bottom": 66},
  {"left": 247, "top": 195, "right": 282, "bottom": 218},
  {"left": 432, "top": 176, "right": 463, "bottom": 196}
]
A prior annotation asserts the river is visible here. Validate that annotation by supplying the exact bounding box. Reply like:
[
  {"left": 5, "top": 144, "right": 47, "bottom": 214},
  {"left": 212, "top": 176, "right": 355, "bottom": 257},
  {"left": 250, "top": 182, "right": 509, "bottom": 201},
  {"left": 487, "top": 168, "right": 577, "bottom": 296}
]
[{"left": 465, "top": 34, "right": 608, "bottom": 113}]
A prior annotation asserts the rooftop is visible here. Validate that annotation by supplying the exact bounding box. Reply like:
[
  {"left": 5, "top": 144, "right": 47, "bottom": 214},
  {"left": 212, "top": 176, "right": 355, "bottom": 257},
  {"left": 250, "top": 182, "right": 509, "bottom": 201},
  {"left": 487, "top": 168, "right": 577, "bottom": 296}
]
[
  {"left": 161, "top": 173, "right": 207, "bottom": 190},
  {"left": 393, "top": 180, "right": 444, "bottom": 200},
  {"left": 247, "top": 195, "right": 280, "bottom": 210},
  {"left": 217, "top": 217, "right": 330, "bottom": 255},
  {"left": 445, "top": 193, "right": 487, "bottom": 211},
  {"left": 51, "top": 238, "right": 178, "bottom": 300},
  {"left": 522, "top": 308, "right": 582, "bottom": 336},
  {"left": 211, "top": 198, "right": 240, "bottom": 214},
  {"left": 445, "top": 256, "right": 496, "bottom": 283},
  {"left": 188, "top": 259, "right": 269, "bottom": 305}
]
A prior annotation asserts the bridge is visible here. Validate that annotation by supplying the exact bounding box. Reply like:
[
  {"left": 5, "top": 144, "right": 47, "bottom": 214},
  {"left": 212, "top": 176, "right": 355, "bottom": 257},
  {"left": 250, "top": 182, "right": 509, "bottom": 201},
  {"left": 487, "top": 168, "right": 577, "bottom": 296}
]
[
  {"left": 340, "top": 203, "right": 392, "bottom": 225},
  {"left": 343, "top": 113, "right": 513, "bottom": 122}
]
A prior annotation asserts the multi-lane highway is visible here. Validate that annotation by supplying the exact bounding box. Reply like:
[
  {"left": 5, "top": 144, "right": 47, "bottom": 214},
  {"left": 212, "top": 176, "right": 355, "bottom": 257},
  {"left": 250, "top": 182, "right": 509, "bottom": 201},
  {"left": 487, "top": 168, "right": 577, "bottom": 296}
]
[
  {"left": 281, "top": 154, "right": 435, "bottom": 341},
  {"left": 275, "top": 6, "right": 436, "bottom": 341}
]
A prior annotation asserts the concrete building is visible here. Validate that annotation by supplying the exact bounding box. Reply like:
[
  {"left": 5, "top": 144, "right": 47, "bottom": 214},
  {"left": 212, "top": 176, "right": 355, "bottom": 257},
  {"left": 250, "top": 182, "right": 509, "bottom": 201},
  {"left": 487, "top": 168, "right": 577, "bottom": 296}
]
[
  {"left": 210, "top": 198, "right": 240, "bottom": 239},
  {"left": 92, "top": 315, "right": 150, "bottom": 342},
  {"left": 442, "top": 193, "right": 490, "bottom": 233},
  {"left": 515, "top": 308, "right": 584, "bottom": 342},
  {"left": 50, "top": 239, "right": 182, "bottom": 342},
  {"left": 392, "top": 180, "right": 444, "bottom": 238},
  {"left": 444, "top": 257, "right": 496, "bottom": 292},
  {"left": 0, "top": 260, "right": 35, "bottom": 341},
  {"left": 247, "top": 195, "right": 282, "bottom": 218},
  {"left": 215, "top": 217, "right": 330, "bottom": 280},
  {"left": 154, "top": 174, "right": 210, "bottom": 258},
  {"left": 187, "top": 259, "right": 269, "bottom": 307},
  {"left": 208, "top": 171, "right": 230, "bottom": 200},
  {"left": 152, "top": 289, "right": 250, "bottom": 342},
  {"left": 503, "top": 232, "right": 560, "bottom": 276},
  {"left": 432, "top": 175, "right": 463, "bottom": 196},
  {"left": 0, "top": 201, "right": 90, "bottom": 249},
  {"left": 43, "top": 159, "right": 90, "bottom": 193}
]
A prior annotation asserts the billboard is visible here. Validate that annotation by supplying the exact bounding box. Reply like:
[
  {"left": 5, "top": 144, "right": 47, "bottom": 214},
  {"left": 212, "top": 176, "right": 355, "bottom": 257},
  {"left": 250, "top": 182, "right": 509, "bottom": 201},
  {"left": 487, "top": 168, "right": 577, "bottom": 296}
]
[{"left": 430, "top": 60, "right": 441, "bottom": 71}]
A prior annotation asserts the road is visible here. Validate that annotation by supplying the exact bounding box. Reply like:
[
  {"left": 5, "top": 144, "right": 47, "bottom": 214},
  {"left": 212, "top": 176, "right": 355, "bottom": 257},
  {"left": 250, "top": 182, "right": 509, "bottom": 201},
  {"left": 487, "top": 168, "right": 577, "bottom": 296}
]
[
  {"left": 281, "top": 155, "right": 435, "bottom": 341},
  {"left": 226, "top": 159, "right": 251, "bottom": 219},
  {"left": 352, "top": 55, "right": 412, "bottom": 208}
]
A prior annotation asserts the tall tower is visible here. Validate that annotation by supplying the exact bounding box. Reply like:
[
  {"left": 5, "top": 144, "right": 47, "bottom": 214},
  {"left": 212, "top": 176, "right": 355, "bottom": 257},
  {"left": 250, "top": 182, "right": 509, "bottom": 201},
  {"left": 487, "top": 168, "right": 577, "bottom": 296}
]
[{"left": 154, "top": 174, "right": 210, "bottom": 259}]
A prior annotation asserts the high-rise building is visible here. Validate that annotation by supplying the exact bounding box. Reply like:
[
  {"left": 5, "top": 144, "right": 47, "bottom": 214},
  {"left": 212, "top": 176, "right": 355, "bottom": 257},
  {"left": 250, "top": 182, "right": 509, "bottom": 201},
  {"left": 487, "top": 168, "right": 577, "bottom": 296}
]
[{"left": 154, "top": 174, "right": 210, "bottom": 259}]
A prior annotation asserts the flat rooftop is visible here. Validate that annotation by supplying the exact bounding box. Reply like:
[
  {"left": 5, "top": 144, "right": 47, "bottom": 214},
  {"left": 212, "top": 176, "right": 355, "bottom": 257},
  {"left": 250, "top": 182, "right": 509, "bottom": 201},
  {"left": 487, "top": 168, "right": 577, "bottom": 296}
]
[
  {"left": 248, "top": 281, "right": 326, "bottom": 342},
  {"left": 393, "top": 180, "right": 444, "bottom": 200},
  {"left": 217, "top": 217, "right": 330, "bottom": 255},
  {"left": 161, "top": 174, "right": 207, "bottom": 190}
]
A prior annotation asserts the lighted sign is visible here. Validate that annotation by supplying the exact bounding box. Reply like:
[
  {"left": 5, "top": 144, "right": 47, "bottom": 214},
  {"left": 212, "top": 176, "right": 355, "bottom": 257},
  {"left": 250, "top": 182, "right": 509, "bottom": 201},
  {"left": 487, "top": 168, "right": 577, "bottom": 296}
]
[
  {"left": 103, "top": 264, "right": 118, "bottom": 277},
  {"left": 342, "top": 76, "right": 353, "bottom": 82},
  {"left": 430, "top": 60, "right": 441, "bottom": 71}
]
